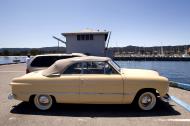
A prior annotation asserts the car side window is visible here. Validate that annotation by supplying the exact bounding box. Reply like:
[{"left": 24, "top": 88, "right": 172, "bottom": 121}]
[
  {"left": 31, "top": 56, "right": 55, "bottom": 67},
  {"left": 83, "top": 61, "right": 118, "bottom": 74},
  {"left": 31, "top": 56, "right": 80, "bottom": 67},
  {"left": 104, "top": 62, "right": 118, "bottom": 74},
  {"left": 63, "top": 63, "right": 82, "bottom": 74}
]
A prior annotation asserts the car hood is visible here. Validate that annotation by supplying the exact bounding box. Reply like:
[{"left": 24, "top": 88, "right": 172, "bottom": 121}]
[{"left": 120, "top": 68, "right": 160, "bottom": 77}]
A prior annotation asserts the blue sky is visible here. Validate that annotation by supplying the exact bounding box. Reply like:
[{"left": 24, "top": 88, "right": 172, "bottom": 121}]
[{"left": 0, "top": 0, "right": 190, "bottom": 48}]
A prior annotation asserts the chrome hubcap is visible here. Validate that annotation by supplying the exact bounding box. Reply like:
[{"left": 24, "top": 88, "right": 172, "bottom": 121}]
[
  {"left": 138, "top": 92, "right": 156, "bottom": 110},
  {"left": 141, "top": 95, "right": 152, "bottom": 104},
  {"left": 34, "top": 95, "right": 53, "bottom": 110},
  {"left": 39, "top": 96, "right": 50, "bottom": 104}
]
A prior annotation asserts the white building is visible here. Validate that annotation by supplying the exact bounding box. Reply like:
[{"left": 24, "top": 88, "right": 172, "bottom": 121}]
[{"left": 62, "top": 29, "right": 109, "bottom": 56}]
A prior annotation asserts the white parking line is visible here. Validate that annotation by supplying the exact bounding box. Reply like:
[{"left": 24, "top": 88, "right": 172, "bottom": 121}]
[
  {"left": 0, "top": 71, "right": 24, "bottom": 73},
  {"left": 171, "top": 96, "right": 190, "bottom": 112},
  {"left": 158, "top": 119, "right": 190, "bottom": 122}
]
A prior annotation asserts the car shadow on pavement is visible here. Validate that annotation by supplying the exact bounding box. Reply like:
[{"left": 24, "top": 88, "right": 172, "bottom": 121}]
[{"left": 10, "top": 99, "right": 180, "bottom": 117}]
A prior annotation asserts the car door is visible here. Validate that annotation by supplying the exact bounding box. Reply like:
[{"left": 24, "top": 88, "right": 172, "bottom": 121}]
[
  {"left": 55, "top": 62, "right": 82, "bottom": 103},
  {"left": 79, "top": 61, "right": 124, "bottom": 104}
]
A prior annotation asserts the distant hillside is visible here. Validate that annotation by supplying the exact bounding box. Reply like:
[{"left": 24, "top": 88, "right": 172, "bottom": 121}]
[
  {"left": 0, "top": 45, "right": 189, "bottom": 56},
  {"left": 0, "top": 47, "right": 66, "bottom": 56},
  {"left": 0, "top": 47, "right": 66, "bottom": 52},
  {"left": 109, "top": 45, "right": 190, "bottom": 56}
]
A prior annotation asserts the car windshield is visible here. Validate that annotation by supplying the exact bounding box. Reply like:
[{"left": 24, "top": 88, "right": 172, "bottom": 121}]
[{"left": 108, "top": 60, "right": 121, "bottom": 72}]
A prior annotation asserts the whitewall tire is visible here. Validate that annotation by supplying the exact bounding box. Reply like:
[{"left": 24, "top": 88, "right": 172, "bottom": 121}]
[
  {"left": 34, "top": 94, "right": 53, "bottom": 110},
  {"left": 137, "top": 92, "right": 156, "bottom": 111}
]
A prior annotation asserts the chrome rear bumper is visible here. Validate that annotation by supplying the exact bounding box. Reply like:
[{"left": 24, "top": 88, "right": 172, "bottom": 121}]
[{"left": 8, "top": 93, "right": 16, "bottom": 100}]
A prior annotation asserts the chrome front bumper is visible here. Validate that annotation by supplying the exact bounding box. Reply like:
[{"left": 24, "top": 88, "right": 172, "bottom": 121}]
[
  {"left": 8, "top": 93, "right": 16, "bottom": 100},
  {"left": 160, "top": 93, "right": 171, "bottom": 102}
]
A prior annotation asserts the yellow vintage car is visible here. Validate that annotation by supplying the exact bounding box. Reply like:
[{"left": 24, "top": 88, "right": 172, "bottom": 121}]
[{"left": 9, "top": 56, "right": 170, "bottom": 111}]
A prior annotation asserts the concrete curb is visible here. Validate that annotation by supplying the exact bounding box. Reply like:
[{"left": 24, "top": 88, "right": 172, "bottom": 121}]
[{"left": 170, "top": 81, "right": 190, "bottom": 91}]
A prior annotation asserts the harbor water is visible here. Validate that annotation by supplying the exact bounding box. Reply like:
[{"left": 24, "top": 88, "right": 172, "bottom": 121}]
[
  {"left": 0, "top": 56, "right": 26, "bottom": 64},
  {"left": 0, "top": 56, "right": 190, "bottom": 85},
  {"left": 116, "top": 61, "right": 190, "bottom": 84}
]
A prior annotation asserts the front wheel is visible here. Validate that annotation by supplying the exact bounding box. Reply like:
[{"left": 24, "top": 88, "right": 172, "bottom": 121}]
[
  {"left": 33, "top": 94, "right": 54, "bottom": 110},
  {"left": 137, "top": 92, "right": 157, "bottom": 111}
]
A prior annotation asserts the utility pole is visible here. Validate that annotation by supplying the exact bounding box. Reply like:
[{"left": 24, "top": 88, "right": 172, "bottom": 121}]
[
  {"left": 160, "top": 42, "right": 164, "bottom": 57},
  {"left": 57, "top": 40, "right": 59, "bottom": 52}
]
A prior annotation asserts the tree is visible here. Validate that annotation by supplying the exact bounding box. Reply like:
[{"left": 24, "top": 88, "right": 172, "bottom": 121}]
[
  {"left": 2, "top": 49, "right": 10, "bottom": 56},
  {"left": 30, "top": 49, "right": 40, "bottom": 55}
]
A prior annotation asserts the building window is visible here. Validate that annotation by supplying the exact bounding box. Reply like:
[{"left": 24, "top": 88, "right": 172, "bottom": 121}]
[
  {"left": 86, "top": 35, "right": 89, "bottom": 40},
  {"left": 90, "top": 34, "right": 93, "bottom": 40},
  {"left": 81, "top": 35, "right": 85, "bottom": 40},
  {"left": 77, "top": 34, "right": 93, "bottom": 41},
  {"left": 77, "top": 35, "right": 80, "bottom": 40}
]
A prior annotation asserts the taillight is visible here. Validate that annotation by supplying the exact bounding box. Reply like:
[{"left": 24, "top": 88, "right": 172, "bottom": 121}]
[{"left": 26, "top": 69, "right": 30, "bottom": 74}]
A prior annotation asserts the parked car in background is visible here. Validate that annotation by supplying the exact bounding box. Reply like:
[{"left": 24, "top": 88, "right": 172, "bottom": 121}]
[
  {"left": 9, "top": 56, "right": 170, "bottom": 111},
  {"left": 26, "top": 53, "right": 86, "bottom": 73}
]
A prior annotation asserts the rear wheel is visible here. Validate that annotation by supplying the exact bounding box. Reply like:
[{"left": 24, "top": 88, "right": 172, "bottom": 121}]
[
  {"left": 137, "top": 92, "right": 157, "bottom": 111},
  {"left": 33, "top": 94, "right": 54, "bottom": 110}
]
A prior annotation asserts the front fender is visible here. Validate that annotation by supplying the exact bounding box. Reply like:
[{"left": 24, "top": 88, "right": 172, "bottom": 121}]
[{"left": 123, "top": 76, "right": 169, "bottom": 104}]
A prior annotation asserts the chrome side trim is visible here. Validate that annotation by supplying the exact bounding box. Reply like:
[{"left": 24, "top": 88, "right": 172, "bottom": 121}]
[
  {"left": 22, "top": 92, "right": 134, "bottom": 96},
  {"left": 80, "top": 92, "right": 123, "bottom": 95}
]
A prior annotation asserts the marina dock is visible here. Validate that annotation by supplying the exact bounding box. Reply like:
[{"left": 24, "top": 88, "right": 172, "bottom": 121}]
[
  {"left": 113, "top": 56, "right": 190, "bottom": 61},
  {"left": 0, "top": 63, "right": 190, "bottom": 126}
]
